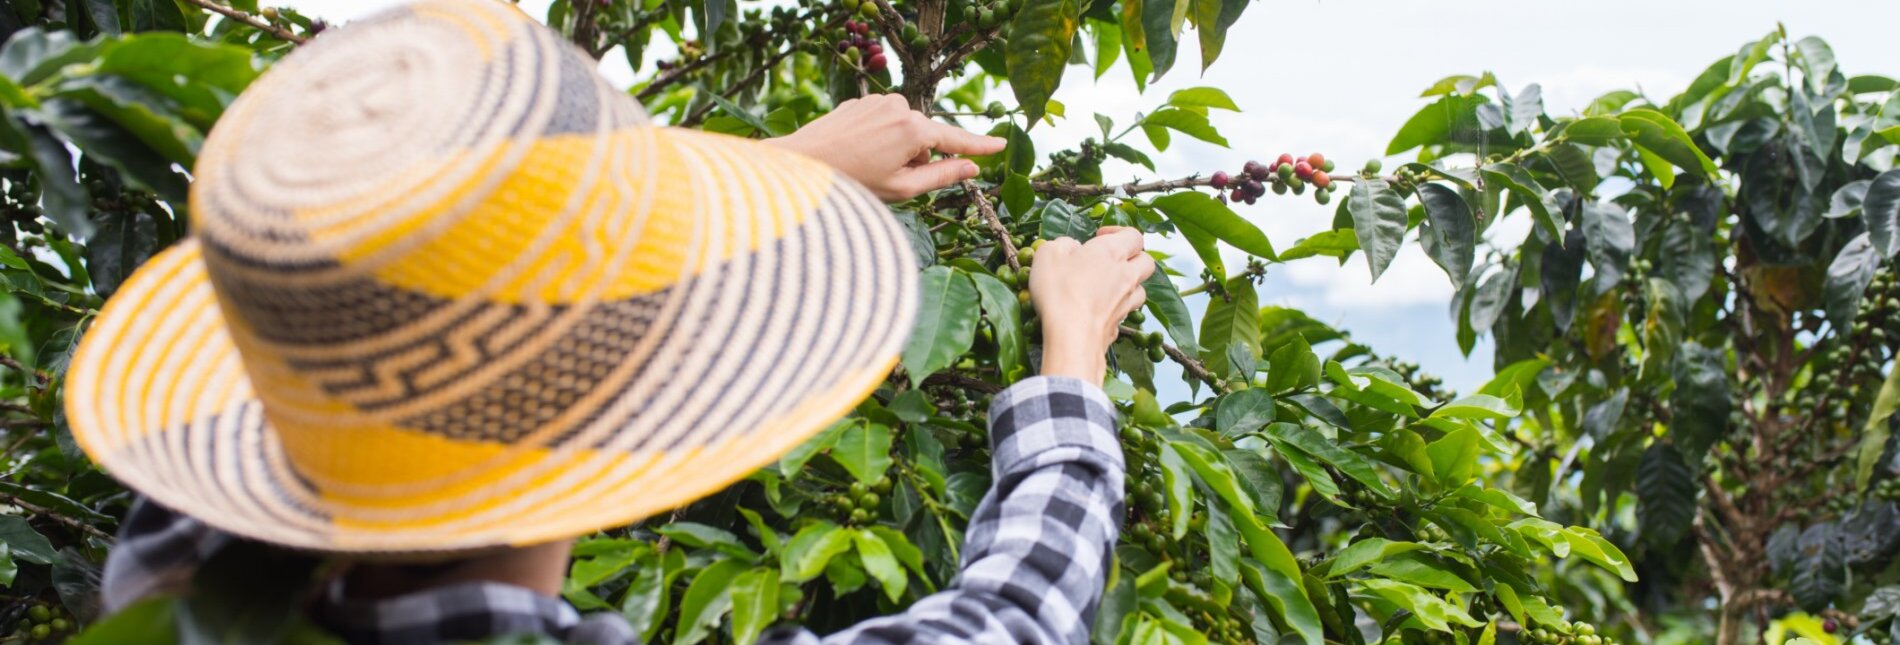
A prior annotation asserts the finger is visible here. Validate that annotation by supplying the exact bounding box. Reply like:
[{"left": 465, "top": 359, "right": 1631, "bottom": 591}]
[
  {"left": 922, "top": 119, "right": 1008, "bottom": 156},
  {"left": 1117, "top": 286, "right": 1148, "bottom": 318},
  {"left": 1094, "top": 226, "right": 1136, "bottom": 237},
  {"left": 886, "top": 158, "right": 982, "bottom": 199},
  {"left": 1127, "top": 255, "right": 1158, "bottom": 282},
  {"left": 1087, "top": 227, "right": 1146, "bottom": 260}
]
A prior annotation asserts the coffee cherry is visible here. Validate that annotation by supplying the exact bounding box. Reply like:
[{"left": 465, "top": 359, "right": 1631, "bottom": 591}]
[
  {"left": 309, "top": 18, "right": 328, "bottom": 34},
  {"left": 1229, "top": 188, "right": 1246, "bottom": 203},
  {"left": 1209, "top": 171, "right": 1231, "bottom": 189},
  {"left": 1241, "top": 160, "right": 1264, "bottom": 180},
  {"left": 261, "top": 6, "right": 280, "bottom": 19},
  {"left": 1310, "top": 171, "right": 1331, "bottom": 189},
  {"left": 1275, "top": 153, "right": 1295, "bottom": 168},
  {"left": 867, "top": 53, "right": 888, "bottom": 72},
  {"left": 1321, "top": 159, "right": 1335, "bottom": 172},
  {"left": 1242, "top": 179, "right": 1264, "bottom": 198},
  {"left": 1147, "top": 344, "right": 1165, "bottom": 362},
  {"left": 1306, "top": 152, "right": 1326, "bottom": 169},
  {"left": 850, "top": 508, "right": 871, "bottom": 524},
  {"left": 850, "top": 482, "right": 868, "bottom": 497},
  {"left": 27, "top": 607, "right": 49, "bottom": 622},
  {"left": 873, "top": 475, "right": 893, "bottom": 494},
  {"left": 1147, "top": 331, "right": 1163, "bottom": 349},
  {"left": 1363, "top": 159, "right": 1383, "bottom": 174},
  {"left": 985, "top": 101, "right": 1007, "bottom": 118},
  {"left": 49, "top": 619, "right": 68, "bottom": 632},
  {"left": 1017, "top": 289, "right": 1031, "bottom": 308},
  {"left": 1277, "top": 163, "right": 1294, "bottom": 180},
  {"left": 859, "top": 492, "right": 880, "bottom": 507},
  {"left": 903, "top": 22, "right": 921, "bottom": 40},
  {"left": 1293, "top": 161, "right": 1314, "bottom": 180},
  {"left": 865, "top": 41, "right": 883, "bottom": 55},
  {"left": 1823, "top": 618, "right": 1838, "bottom": 633},
  {"left": 1315, "top": 188, "right": 1331, "bottom": 205},
  {"left": 844, "top": 47, "right": 862, "bottom": 64},
  {"left": 31, "top": 624, "right": 49, "bottom": 640},
  {"left": 1272, "top": 181, "right": 1287, "bottom": 195},
  {"left": 977, "top": 8, "right": 998, "bottom": 27},
  {"left": 859, "top": 0, "right": 879, "bottom": 17}
]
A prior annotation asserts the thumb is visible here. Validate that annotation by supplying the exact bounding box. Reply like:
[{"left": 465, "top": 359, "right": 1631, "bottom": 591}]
[{"left": 888, "top": 158, "right": 980, "bottom": 199}]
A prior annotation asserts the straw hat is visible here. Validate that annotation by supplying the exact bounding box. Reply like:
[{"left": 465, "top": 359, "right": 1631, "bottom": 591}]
[{"left": 64, "top": 0, "right": 916, "bottom": 553}]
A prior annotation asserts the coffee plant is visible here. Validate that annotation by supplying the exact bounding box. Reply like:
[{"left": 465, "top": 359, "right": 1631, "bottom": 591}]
[{"left": 0, "top": 0, "right": 1893, "bottom": 643}]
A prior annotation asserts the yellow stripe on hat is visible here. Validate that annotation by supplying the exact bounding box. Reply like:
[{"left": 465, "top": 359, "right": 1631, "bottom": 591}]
[{"left": 337, "top": 130, "right": 832, "bottom": 304}]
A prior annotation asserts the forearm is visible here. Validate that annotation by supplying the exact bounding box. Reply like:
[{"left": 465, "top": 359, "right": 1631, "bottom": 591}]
[{"left": 804, "top": 376, "right": 1125, "bottom": 645}]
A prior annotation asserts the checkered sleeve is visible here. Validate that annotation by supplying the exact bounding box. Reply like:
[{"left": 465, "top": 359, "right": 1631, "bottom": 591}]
[{"left": 769, "top": 375, "right": 1126, "bottom": 645}]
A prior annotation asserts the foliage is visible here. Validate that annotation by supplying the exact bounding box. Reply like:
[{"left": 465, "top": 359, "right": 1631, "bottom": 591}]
[{"left": 0, "top": 1, "right": 1892, "bottom": 645}]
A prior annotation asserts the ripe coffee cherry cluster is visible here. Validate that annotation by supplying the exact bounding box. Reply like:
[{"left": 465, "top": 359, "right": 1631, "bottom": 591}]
[
  {"left": 837, "top": 20, "right": 888, "bottom": 72},
  {"left": 1210, "top": 152, "right": 1338, "bottom": 206}
]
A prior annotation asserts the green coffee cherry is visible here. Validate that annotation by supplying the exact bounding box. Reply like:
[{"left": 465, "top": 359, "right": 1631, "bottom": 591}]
[
  {"left": 1363, "top": 159, "right": 1382, "bottom": 174},
  {"left": 985, "top": 101, "right": 1007, "bottom": 118}
]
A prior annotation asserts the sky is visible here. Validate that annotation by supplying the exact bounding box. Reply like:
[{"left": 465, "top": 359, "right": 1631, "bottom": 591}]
[{"left": 281, "top": 0, "right": 1900, "bottom": 397}]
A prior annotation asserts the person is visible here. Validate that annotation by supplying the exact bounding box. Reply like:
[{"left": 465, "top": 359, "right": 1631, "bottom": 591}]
[{"left": 73, "top": 1, "right": 1152, "bottom": 643}]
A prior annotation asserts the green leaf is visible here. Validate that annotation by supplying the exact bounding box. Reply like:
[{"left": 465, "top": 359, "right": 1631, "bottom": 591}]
[
  {"left": 0, "top": 28, "right": 101, "bottom": 86},
  {"left": 1204, "top": 495, "right": 1240, "bottom": 583},
  {"left": 1323, "top": 538, "right": 1424, "bottom": 578},
  {"left": 1198, "top": 276, "right": 1259, "bottom": 379},
  {"left": 1265, "top": 334, "right": 1320, "bottom": 394},
  {"left": 1262, "top": 422, "right": 1394, "bottom": 498},
  {"left": 970, "top": 272, "right": 1029, "bottom": 383},
  {"left": 90, "top": 33, "right": 258, "bottom": 127},
  {"left": 1004, "top": 173, "right": 1035, "bottom": 220},
  {"left": 9, "top": 115, "right": 92, "bottom": 238},
  {"left": 1859, "top": 365, "right": 1900, "bottom": 490},
  {"left": 1561, "top": 116, "right": 1627, "bottom": 146},
  {"left": 0, "top": 543, "right": 12, "bottom": 587},
  {"left": 1505, "top": 83, "right": 1543, "bottom": 136},
  {"left": 1346, "top": 178, "right": 1408, "bottom": 280},
  {"left": 1636, "top": 442, "right": 1695, "bottom": 549},
  {"left": 0, "top": 515, "right": 58, "bottom": 565},
  {"left": 830, "top": 421, "right": 894, "bottom": 487},
  {"left": 1239, "top": 560, "right": 1323, "bottom": 645},
  {"left": 1216, "top": 388, "right": 1274, "bottom": 436},
  {"left": 1863, "top": 169, "right": 1900, "bottom": 257},
  {"left": 676, "top": 558, "right": 749, "bottom": 645},
  {"left": 1792, "top": 523, "right": 1844, "bottom": 612},
  {"left": 1005, "top": 0, "right": 1081, "bottom": 127},
  {"left": 1669, "top": 342, "right": 1730, "bottom": 462},
  {"left": 1039, "top": 199, "right": 1097, "bottom": 240},
  {"left": 1480, "top": 162, "right": 1561, "bottom": 239},
  {"left": 1354, "top": 578, "right": 1481, "bottom": 631},
  {"left": 1431, "top": 390, "right": 1521, "bottom": 421},
  {"left": 1278, "top": 229, "right": 1358, "bottom": 261},
  {"left": 1561, "top": 526, "right": 1639, "bottom": 582},
  {"left": 781, "top": 522, "right": 854, "bottom": 582},
  {"left": 1387, "top": 94, "right": 1485, "bottom": 155},
  {"left": 1416, "top": 183, "right": 1475, "bottom": 288},
  {"left": 853, "top": 528, "right": 908, "bottom": 602},
  {"left": 1091, "top": 21, "right": 1121, "bottom": 80},
  {"left": 1825, "top": 232, "right": 1880, "bottom": 330},
  {"left": 1417, "top": 73, "right": 1495, "bottom": 97},
  {"left": 1452, "top": 484, "right": 1540, "bottom": 517},
  {"left": 1167, "top": 87, "right": 1239, "bottom": 112},
  {"left": 1580, "top": 201, "right": 1633, "bottom": 293},
  {"left": 1156, "top": 442, "right": 1196, "bottom": 539},
  {"left": 1828, "top": 179, "right": 1870, "bottom": 220},
  {"left": 779, "top": 419, "right": 848, "bottom": 477},
  {"left": 1141, "top": 260, "right": 1200, "bottom": 354},
  {"left": 900, "top": 266, "right": 980, "bottom": 380},
  {"left": 1188, "top": 0, "right": 1246, "bottom": 71},
  {"left": 1151, "top": 192, "right": 1274, "bottom": 259},
  {"left": 1426, "top": 425, "right": 1482, "bottom": 486},
  {"left": 727, "top": 568, "right": 780, "bottom": 645},
  {"left": 618, "top": 551, "right": 671, "bottom": 641},
  {"left": 706, "top": 92, "right": 772, "bottom": 135},
  {"left": 1367, "top": 553, "right": 1477, "bottom": 593},
  {"left": 1141, "top": 108, "right": 1228, "bottom": 147},
  {"left": 71, "top": 597, "right": 177, "bottom": 645},
  {"left": 1618, "top": 108, "right": 1718, "bottom": 178},
  {"left": 1794, "top": 36, "right": 1837, "bottom": 94}
]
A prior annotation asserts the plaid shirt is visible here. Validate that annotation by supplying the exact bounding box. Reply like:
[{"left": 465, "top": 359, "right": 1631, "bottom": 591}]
[{"left": 103, "top": 376, "right": 1126, "bottom": 644}]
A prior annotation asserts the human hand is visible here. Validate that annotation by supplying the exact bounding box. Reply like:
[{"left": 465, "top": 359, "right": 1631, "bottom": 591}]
[
  {"left": 768, "top": 94, "right": 1006, "bottom": 201},
  {"left": 1028, "top": 227, "right": 1156, "bottom": 382}
]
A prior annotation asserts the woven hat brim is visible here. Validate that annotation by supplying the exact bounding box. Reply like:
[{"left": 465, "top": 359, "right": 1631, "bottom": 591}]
[{"left": 66, "top": 130, "right": 917, "bottom": 553}]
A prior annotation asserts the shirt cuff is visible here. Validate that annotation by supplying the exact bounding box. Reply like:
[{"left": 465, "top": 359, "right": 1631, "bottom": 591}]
[{"left": 985, "top": 375, "right": 1122, "bottom": 475}]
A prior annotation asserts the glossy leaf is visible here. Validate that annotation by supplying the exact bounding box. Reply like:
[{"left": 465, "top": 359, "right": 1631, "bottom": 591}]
[
  {"left": 1865, "top": 169, "right": 1900, "bottom": 257},
  {"left": 1387, "top": 94, "right": 1484, "bottom": 155},
  {"left": 727, "top": 568, "right": 780, "bottom": 645},
  {"left": 1636, "top": 442, "right": 1695, "bottom": 549},
  {"left": 1825, "top": 232, "right": 1880, "bottom": 330},
  {"left": 1198, "top": 276, "right": 1259, "bottom": 379},
  {"left": 1580, "top": 201, "right": 1633, "bottom": 293},
  {"left": 1005, "top": 0, "right": 1081, "bottom": 126},
  {"left": 676, "top": 558, "right": 749, "bottom": 645},
  {"left": 1262, "top": 422, "right": 1394, "bottom": 498},
  {"left": 1416, "top": 183, "right": 1475, "bottom": 288},
  {"left": 830, "top": 422, "right": 894, "bottom": 487},
  {"left": 1141, "top": 260, "right": 1201, "bottom": 354},
  {"left": 970, "top": 272, "right": 1029, "bottom": 384},
  {"left": 1347, "top": 178, "right": 1407, "bottom": 280},
  {"left": 1618, "top": 108, "right": 1718, "bottom": 178},
  {"left": 900, "top": 266, "right": 980, "bottom": 380},
  {"left": 1151, "top": 191, "right": 1275, "bottom": 259}
]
